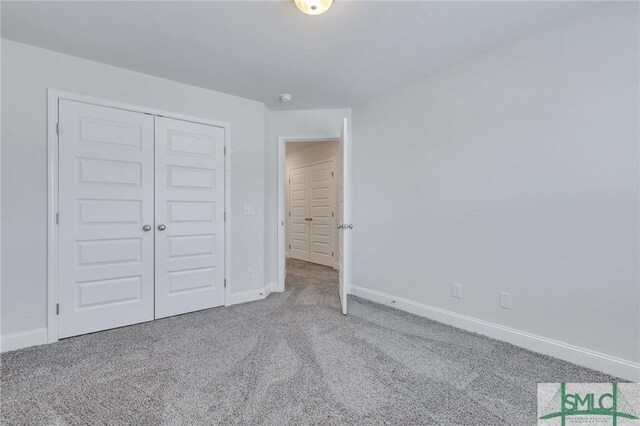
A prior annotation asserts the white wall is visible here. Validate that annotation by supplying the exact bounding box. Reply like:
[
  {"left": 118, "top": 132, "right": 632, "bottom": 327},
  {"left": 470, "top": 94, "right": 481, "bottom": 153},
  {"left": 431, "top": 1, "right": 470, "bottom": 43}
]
[
  {"left": 264, "top": 109, "right": 351, "bottom": 286},
  {"left": 1, "top": 40, "right": 267, "bottom": 339},
  {"left": 351, "top": 3, "right": 639, "bottom": 376},
  {"left": 285, "top": 140, "right": 339, "bottom": 259}
]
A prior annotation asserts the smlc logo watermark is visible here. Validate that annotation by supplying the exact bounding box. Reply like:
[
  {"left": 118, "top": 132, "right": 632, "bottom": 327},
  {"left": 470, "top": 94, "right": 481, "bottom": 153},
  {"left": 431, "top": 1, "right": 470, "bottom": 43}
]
[{"left": 538, "top": 383, "right": 640, "bottom": 425}]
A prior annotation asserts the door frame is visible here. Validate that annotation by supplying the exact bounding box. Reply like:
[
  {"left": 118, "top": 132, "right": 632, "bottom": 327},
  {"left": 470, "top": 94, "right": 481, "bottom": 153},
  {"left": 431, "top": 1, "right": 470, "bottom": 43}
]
[
  {"left": 277, "top": 135, "right": 341, "bottom": 292},
  {"left": 46, "top": 89, "right": 231, "bottom": 344},
  {"left": 287, "top": 159, "right": 336, "bottom": 266}
]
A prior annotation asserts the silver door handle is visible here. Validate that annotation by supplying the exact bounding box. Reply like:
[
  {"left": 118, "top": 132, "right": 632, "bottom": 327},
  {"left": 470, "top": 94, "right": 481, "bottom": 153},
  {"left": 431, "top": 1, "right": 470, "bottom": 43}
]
[
  {"left": 157, "top": 224, "right": 166, "bottom": 231},
  {"left": 347, "top": 224, "right": 353, "bottom": 229},
  {"left": 337, "top": 224, "right": 344, "bottom": 229},
  {"left": 143, "top": 225, "right": 152, "bottom": 232}
]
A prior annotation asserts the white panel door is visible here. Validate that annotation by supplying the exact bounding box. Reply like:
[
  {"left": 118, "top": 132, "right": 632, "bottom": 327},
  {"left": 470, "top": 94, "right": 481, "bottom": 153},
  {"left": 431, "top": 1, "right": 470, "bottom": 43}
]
[
  {"left": 338, "top": 118, "right": 351, "bottom": 315},
  {"left": 309, "top": 161, "right": 335, "bottom": 267},
  {"left": 154, "top": 116, "right": 225, "bottom": 318},
  {"left": 58, "top": 100, "right": 155, "bottom": 338},
  {"left": 289, "top": 167, "right": 310, "bottom": 261}
]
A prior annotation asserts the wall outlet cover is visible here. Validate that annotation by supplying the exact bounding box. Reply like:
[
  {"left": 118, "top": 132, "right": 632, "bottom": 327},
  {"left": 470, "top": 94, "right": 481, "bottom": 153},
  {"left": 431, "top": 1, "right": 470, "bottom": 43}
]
[
  {"left": 452, "top": 282, "right": 462, "bottom": 299},
  {"left": 499, "top": 291, "right": 512, "bottom": 309}
]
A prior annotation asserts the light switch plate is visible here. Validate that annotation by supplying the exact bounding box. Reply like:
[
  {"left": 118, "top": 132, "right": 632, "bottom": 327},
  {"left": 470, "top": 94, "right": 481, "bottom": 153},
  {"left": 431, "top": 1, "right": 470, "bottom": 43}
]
[{"left": 244, "top": 205, "right": 255, "bottom": 216}]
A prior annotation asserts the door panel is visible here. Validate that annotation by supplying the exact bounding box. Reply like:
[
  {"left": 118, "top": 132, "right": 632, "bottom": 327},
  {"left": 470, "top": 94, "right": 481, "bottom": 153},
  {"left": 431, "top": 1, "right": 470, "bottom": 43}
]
[
  {"left": 289, "top": 167, "right": 310, "bottom": 261},
  {"left": 338, "top": 118, "right": 350, "bottom": 315},
  {"left": 58, "top": 100, "right": 155, "bottom": 338},
  {"left": 154, "top": 117, "right": 225, "bottom": 318},
  {"left": 309, "top": 161, "right": 335, "bottom": 267}
]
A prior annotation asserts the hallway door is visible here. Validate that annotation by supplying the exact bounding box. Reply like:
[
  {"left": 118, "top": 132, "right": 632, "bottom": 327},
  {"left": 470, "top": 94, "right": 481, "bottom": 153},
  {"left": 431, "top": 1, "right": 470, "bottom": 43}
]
[
  {"left": 337, "top": 118, "right": 351, "bottom": 315},
  {"left": 289, "top": 161, "right": 335, "bottom": 267}
]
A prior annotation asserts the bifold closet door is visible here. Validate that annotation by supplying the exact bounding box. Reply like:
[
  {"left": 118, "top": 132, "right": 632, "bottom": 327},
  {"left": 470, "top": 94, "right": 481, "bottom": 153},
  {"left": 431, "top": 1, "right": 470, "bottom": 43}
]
[
  {"left": 154, "top": 117, "right": 226, "bottom": 318},
  {"left": 58, "top": 100, "right": 155, "bottom": 338}
]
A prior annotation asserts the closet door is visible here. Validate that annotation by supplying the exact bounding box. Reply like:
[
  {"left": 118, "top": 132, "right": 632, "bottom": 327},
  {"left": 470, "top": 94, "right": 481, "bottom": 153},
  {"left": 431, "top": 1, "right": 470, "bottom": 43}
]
[
  {"left": 58, "top": 100, "right": 155, "bottom": 338},
  {"left": 154, "top": 117, "right": 225, "bottom": 318},
  {"left": 289, "top": 167, "right": 310, "bottom": 261},
  {"left": 309, "top": 161, "right": 335, "bottom": 267}
]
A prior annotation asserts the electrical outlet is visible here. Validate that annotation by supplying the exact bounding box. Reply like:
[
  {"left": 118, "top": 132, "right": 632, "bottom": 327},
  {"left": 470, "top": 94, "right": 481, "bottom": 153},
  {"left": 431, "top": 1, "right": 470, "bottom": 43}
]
[
  {"left": 247, "top": 267, "right": 256, "bottom": 279},
  {"left": 499, "top": 291, "right": 512, "bottom": 309},
  {"left": 452, "top": 282, "right": 462, "bottom": 299}
]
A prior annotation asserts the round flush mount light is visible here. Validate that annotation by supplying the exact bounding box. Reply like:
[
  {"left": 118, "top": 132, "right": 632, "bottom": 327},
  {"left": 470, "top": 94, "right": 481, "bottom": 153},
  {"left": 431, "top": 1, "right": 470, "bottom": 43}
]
[
  {"left": 294, "top": 0, "right": 333, "bottom": 15},
  {"left": 280, "top": 93, "right": 293, "bottom": 102}
]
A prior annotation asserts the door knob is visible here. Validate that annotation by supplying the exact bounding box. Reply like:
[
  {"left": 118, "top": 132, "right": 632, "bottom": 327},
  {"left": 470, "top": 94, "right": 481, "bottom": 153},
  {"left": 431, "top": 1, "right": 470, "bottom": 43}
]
[
  {"left": 337, "top": 224, "right": 344, "bottom": 229},
  {"left": 347, "top": 224, "right": 353, "bottom": 229},
  {"left": 157, "top": 224, "right": 166, "bottom": 231},
  {"left": 142, "top": 225, "right": 151, "bottom": 232}
]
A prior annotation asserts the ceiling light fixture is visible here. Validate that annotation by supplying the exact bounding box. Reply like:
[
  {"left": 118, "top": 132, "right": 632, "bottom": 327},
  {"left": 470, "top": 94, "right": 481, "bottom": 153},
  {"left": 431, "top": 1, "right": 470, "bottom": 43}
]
[
  {"left": 280, "top": 94, "right": 293, "bottom": 102},
  {"left": 294, "top": 0, "right": 333, "bottom": 15}
]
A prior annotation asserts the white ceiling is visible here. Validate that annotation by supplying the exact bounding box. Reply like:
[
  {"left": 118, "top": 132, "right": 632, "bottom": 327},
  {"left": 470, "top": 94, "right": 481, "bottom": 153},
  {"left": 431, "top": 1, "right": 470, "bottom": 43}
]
[{"left": 1, "top": 1, "right": 597, "bottom": 110}]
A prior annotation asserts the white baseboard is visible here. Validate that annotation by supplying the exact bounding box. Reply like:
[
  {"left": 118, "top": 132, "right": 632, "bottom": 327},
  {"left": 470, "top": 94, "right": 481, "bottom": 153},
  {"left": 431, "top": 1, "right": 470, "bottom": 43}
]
[
  {"left": 350, "top": 285, "right": 640, "bottom": 382},
  {"left": 1, "top": 328, "right": 48, "bottom": 353},
  {"left": 264, "top": 282, "right": 276, "bottom": 297},
  {"left": 227, "top": 284, "right": 274, "bottom": 306},
  {"left": 2, "top": 285, "right": 277, "bottom": 352}
]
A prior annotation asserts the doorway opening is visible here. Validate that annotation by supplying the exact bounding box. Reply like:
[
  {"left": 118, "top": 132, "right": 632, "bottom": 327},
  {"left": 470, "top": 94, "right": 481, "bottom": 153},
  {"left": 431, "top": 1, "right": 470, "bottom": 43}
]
[
  {"left": 286, "top": 140, "right": 339, "bottom": 268},
  {"left": 277, "top": 118, "right": 351, "bottom": 314}
]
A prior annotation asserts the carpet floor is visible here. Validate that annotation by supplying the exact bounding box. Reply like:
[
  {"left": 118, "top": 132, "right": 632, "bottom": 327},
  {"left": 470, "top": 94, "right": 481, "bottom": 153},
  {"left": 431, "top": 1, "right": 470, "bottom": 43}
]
[{"left": 1, "top": 258, "right": 617, "bottom": 425}]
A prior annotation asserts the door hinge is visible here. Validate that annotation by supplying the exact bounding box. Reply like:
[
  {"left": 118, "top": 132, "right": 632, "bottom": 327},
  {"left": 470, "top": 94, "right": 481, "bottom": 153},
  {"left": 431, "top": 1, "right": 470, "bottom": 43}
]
[
  {"left": 55, "top": 212, "right": 59, "bottom": 225},
  {"left": 289, "top": 244, "right": 291, "bottom": 249},
  {"left": 224, "top": 278, "right": 227, "bottom": 288},
  {"left": 56, "top": 123, "right": 60, "bottom": 135},
  {"left": 224, "top": 212, "right": 227, "bottom": 221},
  {"left": 332, "top": 171, "right": 334, "bottom": 177},
  {"left": 332, "top": 211, "right": 334, "bottom": 217},
  {"left": 224, "top": 146, "right": 227, "bottom": 156},
  {"left": 56, "top": 303, "right": 60, "bottom": 315},
  {"left": 288, "top": 212, "right": 291, "bottom": 216},
  {"left": 332, "top": 251, "right": 334, "bottom": 257},
  {"left": 289, "top": 178, "right": 291, "bottom": 184}
]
